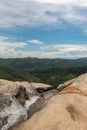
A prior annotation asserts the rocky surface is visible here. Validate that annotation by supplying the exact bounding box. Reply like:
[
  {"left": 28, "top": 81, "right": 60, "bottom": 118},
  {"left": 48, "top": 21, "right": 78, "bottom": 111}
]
[
  {"left": 0, "top": 93, "right": 28, "bottom": 130},
  {"left": 0, "top": 89, "right": 42, "bottom": 130},
  {"left": 57, "top": 78, "right": 76, "bottom": 92},
  {"left": 57, "top": 73, "right": 87, "bottom": 94},
  {"left": 11, "top": 73, "right": 87, "bottom": 130},
  {"left": 0, "top": 79, "right": 55, "bottom": 130},
  {"left": 0, "top": 79, "right": 52, "bottom": 94},
  {"left": 31, "top": 82, "right": 52, "bottom": 91}
]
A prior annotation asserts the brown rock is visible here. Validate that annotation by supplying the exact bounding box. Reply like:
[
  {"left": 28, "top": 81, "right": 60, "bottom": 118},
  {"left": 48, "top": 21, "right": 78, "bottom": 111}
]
[
  {"left": 0, "top": 79, "right": 52, "bottom": 95},
  {"left": 11, "top": 73, "right": 87, "bottom": 130}
]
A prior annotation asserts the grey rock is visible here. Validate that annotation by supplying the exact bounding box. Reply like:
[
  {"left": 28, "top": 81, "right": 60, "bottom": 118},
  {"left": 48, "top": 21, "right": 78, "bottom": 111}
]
[
  {"left": 0, "top": 93, "right": 28, "bottom": 130},
  {"left": 0, "top": 86, "right": 44, "bottom": 130}
]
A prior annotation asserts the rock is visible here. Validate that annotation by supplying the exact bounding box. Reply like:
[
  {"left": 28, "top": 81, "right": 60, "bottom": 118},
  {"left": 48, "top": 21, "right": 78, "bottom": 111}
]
[
  {"left": 0, "top": 93, "right": 12, "bottom": 111},
  {"left": 4, "top": 73, "right": 87, "bottom": 130},
  {"left": 15, "top": 86, "right": 29, "bottom": 105},
  {"left": 57, "top": 73, "right": 87, "bottom": 95},
  {"left": 0, "top": 79, "right": 52, "bottom": 94},
  {"left": 57, "top": 73, "right": 87, "bottom": 93},
  {"left": 57, "top": 78, "right": 76, "bottom": 91},
  {"left": 11, "top": 93, "right": 87, "bottom": 130},
  {"left": 25, "top": 97, "right": 43, "bottom": 118},
  {"left": 24, "top": 87, "right": 44, "bottom": 118},
  {"left": 65, "top": 73, "right": 87, "bottom": 94},
  {"left": 0, "top": 93, "right": 28, "bottom": 130},
  {"left": 0, "top": 83, "right": 45, "bottom": 130},
  {"left": 11, "top": 73, "right": 87, "bottom": 130},
  {"left": 0, "top": 79, "right": 31, "bottom": 95},
  {"left": 43, "top": 89, "right": 58, "bottom": 100},
  {"left": 31, "top": 83, "right": 52, "bottom": 91}
]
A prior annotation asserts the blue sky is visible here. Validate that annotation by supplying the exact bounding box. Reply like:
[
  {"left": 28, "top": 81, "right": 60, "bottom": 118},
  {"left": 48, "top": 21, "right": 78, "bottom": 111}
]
[{"left": 0, "top": 0, "right": 87, "bottom": 58}]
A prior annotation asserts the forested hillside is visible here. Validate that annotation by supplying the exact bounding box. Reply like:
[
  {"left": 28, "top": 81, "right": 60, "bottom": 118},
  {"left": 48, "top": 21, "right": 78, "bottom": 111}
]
[{"left": 0, "top": 57, "right": 87, "bottom": 87}]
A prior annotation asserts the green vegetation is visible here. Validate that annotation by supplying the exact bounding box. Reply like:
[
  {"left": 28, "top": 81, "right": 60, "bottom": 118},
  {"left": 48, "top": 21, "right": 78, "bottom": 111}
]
[{"left": 0, "top": 57, "right": 87, "bottom": 87}]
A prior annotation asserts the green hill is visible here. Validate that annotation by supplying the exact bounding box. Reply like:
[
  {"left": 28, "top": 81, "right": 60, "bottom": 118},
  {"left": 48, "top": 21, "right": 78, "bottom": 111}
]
[{"left": 0, "top": 57, "right": 87, "bottom": 87}]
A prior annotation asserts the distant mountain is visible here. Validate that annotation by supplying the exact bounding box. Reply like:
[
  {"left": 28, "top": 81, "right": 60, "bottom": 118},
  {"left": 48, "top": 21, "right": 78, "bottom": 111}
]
[
  {"left": 0, "top": 57, "right": 87, "bottom": 87},
  {"left": 0, "top": 57, "right": 87, "bottom": 69}
]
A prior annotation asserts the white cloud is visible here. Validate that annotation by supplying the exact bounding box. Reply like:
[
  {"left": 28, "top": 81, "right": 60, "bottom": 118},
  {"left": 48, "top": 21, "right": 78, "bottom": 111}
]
[
  {"left": 39, "top": 44, "right": 87, "bottom": 58},
  {"left": 0, "top": 0, "right": 87, "bottom": 31},
  {"left": 0, "top": 36, "right": 87, "bottom": 59},
  {"left": 53, "top": 44, "right": 87, "bottom": 53},
  {"left": 0, "top": 36, "right": 27, "bottom": 58},
  {"left": 0, "top": 36, "right": 27, "bottom": 48},
  {"left": 33, "top": 0, "right": 72, "bottom": 4},
  {"left": 27, "top": 39, "right": 43, "bottom": 44},
  {"left": 33, "top": 0, "right": 87, "bottom": 6}
]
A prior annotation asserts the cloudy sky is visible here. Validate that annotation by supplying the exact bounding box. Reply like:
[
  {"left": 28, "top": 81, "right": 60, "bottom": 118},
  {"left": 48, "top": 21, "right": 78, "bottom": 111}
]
[{"left": 0, "top": 0, "right": 87, "bottom": 58}]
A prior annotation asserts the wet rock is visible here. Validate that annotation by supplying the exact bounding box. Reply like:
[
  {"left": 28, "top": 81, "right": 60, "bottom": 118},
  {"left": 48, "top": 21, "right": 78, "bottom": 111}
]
[
  {"left": 0, "top": 94, "right": 12, "bottom": 111},
  {"left": 0, "top": 93, "right": 28, "bottom": 130},
  {"left": 24, "top": 87, "right": 44, "bottom": 118},
  {"left": 0, "top": 116, "right": 9, "bottom": 129},
  {"left": 0, "top": 79, "right": 56, "bottom": 130},
  {"left": 43, "top": 89, "right": 58, "bottom": 100},
  {"left": 0, "top": 85, "right": 45, "bottom": 130},
  {"left": 11, "top": 73, "right": 87, "bottom": 130},
  {"left": 15, "top": 86, "right": 29, "bottom": 105},
  {"left": 26, "top": 97, "right": 43, "bottom": 118}
]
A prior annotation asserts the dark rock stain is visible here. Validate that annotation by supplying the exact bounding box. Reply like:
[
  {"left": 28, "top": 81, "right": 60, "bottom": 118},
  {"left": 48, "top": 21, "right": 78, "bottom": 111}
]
[{"left": 66, "top": 104, "right": 76, "bottom": 121}]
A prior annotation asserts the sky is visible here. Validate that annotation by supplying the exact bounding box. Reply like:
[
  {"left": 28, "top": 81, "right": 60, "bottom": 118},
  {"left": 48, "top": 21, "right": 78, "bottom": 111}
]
[{"left": 0, "top": 0, "right": 87, "bottom": 58}]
